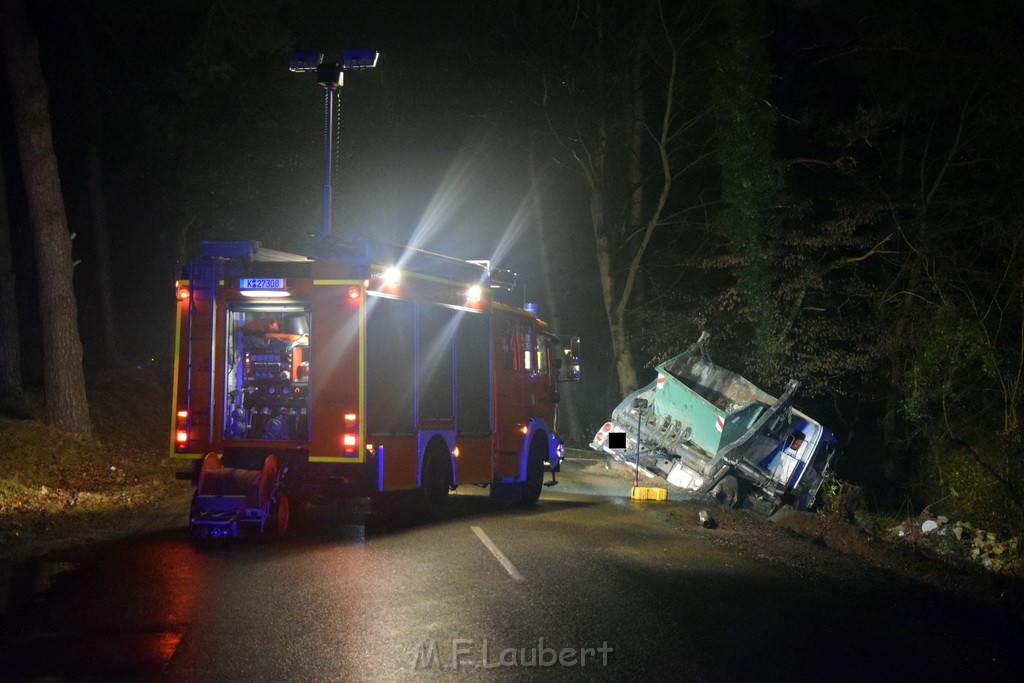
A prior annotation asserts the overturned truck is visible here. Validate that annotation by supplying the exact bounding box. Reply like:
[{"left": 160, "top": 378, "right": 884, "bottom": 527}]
[{"left": 591, "top": 334, "right": 837, "bottom": 513}]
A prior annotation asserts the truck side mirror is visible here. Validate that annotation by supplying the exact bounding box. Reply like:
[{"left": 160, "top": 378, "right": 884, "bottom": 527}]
[{"left": 555, "top": 336, "right": 581, "bottom": 382}]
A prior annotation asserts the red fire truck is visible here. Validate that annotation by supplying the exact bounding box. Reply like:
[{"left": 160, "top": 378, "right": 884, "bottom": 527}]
[{"left": 171, "top": 239, "right": 580, "bottom": 539}]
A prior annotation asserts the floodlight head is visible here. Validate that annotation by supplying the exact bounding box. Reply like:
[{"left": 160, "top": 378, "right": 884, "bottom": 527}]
[
  {"left": 289, "top": 51, "right": 323, "bottom": 72},
  {"left": 341, "top": 48, "right": 379, "bottom": 70}
]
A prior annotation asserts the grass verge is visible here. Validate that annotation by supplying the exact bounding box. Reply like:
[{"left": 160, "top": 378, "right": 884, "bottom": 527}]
[{"left": 0, "top": 373, "right": 187, "bottom": 559}]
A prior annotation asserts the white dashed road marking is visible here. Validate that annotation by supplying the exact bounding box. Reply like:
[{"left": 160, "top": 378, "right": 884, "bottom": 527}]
[{"left": 471, "top": 526, "right": 525, "bottom": 583}]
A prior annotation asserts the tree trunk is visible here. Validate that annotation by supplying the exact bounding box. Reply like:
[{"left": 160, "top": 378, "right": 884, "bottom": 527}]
[
  {"left": 627, "top": 13, "right": 646, "bottom": 244},
  {"left": 0, "top": 148, "right": 24, "bottom": 409},
  {"left": 85, "top": 146, "right": 121, "bottom": 366},
  {"left": 607, "top": 304, "right": 638, "bottom": 399},
  {"left": 602, "top": 4, "right": 676, "bottom": 400},
  {"left": 527, "top": 139, "right": 583, "bottom": 439},
  {"left": 81, "top": 35, "right": 122, "bottom": 366},
  {"left": 589, "top": 0, "right": 639, "bottom": 399},
  {"left": 1, "top": 0, "right": 92, "bottom": 438},
  {"left": 594, "top": 216, "right": 639, "bottom": 397}
]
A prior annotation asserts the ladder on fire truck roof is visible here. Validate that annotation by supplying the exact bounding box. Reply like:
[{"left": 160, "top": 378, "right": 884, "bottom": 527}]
[{"left": 197, "top": 238, "right": 515, "bottom": 290}]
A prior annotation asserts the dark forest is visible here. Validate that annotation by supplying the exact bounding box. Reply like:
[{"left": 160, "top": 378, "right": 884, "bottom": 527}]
[{"left": 2, "top": 0, "right": 1023, "bottom": 535}]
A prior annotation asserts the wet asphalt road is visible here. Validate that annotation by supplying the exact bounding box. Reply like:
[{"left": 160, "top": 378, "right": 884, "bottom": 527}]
[{"left": 2, "top": 455, "right": 1024, "bottom": 681}]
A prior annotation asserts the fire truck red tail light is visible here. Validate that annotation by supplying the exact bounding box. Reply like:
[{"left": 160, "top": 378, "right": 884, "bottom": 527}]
[
  {"left": 342, "top": 412, "right": 358, "bottom": 456},
  {"left": 176, "top": 285, "right": 190, "bottom": 301},
  {"left": 342, "top": 432, "right": 358, "bottom": 456},
  {"left": 347, "top": 286, "right": 361, "bottom": 300},
  {"left": 175, "top": 409, "right": 189, "bottom": 450}
]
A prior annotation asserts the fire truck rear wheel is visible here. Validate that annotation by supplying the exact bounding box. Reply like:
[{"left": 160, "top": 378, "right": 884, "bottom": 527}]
[
  {"left": 521, "top": 436, "right": 547, "bottom": 506},
  {"left": 421, "top": 449, "right": 452, "bottom": 514}
]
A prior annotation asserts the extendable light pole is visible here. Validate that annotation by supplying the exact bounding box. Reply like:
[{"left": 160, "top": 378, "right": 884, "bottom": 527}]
[
  {"left": 320, "top": 71, "right": 339, "bottom": 239},
  {"left": 289, "top": 49, "right": 380, "bottom": 239}
]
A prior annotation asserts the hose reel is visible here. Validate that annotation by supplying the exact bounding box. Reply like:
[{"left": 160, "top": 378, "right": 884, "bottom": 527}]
[{"left": 190, "top": 452, "right": 289, "bottom": 539}]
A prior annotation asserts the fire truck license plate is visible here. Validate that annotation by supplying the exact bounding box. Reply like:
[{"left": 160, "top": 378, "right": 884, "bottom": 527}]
[{"left": 239, "top": 278, "right": 286, "bottom": 290}]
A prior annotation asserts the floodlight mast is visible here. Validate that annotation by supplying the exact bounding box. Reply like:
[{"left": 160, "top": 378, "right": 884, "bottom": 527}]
[
  {"left": 289, "top": 49, "right": 380, "bottom": 239},
  {"left": 319, "top": 65, "right": 341, "bottom": 241}
]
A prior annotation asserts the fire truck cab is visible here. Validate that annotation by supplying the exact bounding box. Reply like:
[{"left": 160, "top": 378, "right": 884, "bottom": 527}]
[{"left": 172, "top": 240, "right": 580, "bottom": 539}]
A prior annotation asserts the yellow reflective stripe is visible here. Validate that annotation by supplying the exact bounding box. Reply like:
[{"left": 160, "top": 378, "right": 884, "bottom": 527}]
[
  {"left": 311, "top": 277, "right": 365, "bottom": 460},
  {"left": 308, "top": 456, "right": 366, "bottom": 463},
  {"left": 359, "top": 284, "right": 366, "bottom": 457},
  {"left": 171, "top": 452, "right": 204, "bottom": 460},
  {"left": 169, "top": 296, "right": 184, "bottom": 458}
]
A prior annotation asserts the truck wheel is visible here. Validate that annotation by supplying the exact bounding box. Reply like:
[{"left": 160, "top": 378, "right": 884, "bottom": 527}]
[
  {"left": 711, "top": 475, "right": 739, "bottom": 509},
  {"left": 421, "top": 447, "right": 451, "bottom": 515},
  {"left": 520, "top": 436, "right": 547, "bottom": 506}
]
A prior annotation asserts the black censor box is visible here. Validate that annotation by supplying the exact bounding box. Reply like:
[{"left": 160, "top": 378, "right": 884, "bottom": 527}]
[{"left": 608, "top": 432, "right": 626, "bottom": 449}]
